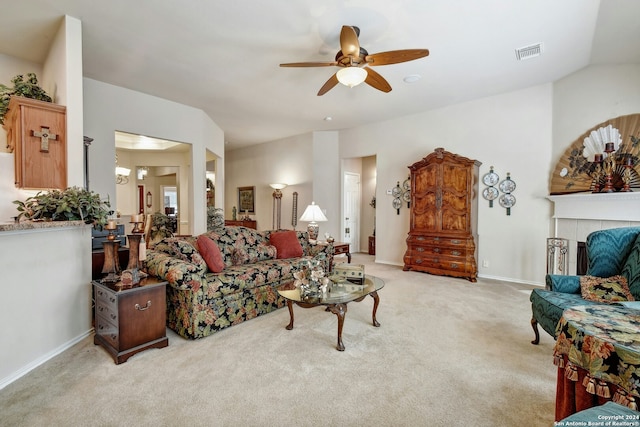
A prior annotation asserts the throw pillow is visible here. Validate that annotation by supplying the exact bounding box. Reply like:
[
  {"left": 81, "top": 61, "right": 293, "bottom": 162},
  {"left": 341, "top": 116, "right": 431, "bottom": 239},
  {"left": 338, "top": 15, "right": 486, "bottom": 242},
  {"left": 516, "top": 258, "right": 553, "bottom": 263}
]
[
  {"left": 196, "top": 235, "right": 225, "bottom": 273},
  {"left": 165, "top": 238, "right": 208, "bottom": 272},
  {"left": 269, "top": 230, "right": 303, "bottom": 259},
  {"left": 231, "top": 247, "right": 249, "bottom": 265},
  {"left": 580, "top": 275, "right": 635, "bottom": 303}
]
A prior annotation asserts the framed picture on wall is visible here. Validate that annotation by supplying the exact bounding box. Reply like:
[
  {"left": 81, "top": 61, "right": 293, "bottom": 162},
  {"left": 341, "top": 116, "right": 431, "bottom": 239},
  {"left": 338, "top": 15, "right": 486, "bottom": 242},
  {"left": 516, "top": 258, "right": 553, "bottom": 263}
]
[{"left": 238, "top": 186, "right": 255, "bottom": 214}]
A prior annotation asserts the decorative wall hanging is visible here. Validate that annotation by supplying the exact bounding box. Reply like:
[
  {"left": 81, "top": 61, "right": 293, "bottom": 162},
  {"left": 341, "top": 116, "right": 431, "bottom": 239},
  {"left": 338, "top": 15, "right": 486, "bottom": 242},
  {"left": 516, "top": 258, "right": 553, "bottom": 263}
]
[
  {"left": 291, "top": 191, "right": 298, "bottom": 229},
  {"left": 549, "top": 114, "right": 640, "bottom": 194},
  {"left": 498, "top": 173, "right": 516, "bottom": 215},
  {"left": 402, "top": 176, "right": 411, "bottom": 208},
  {"left": 391, "top": 181, "right": 403, "bottom": 214},
  {"left": 481, "top": 166, "right": 499, "bottom": 207},
  {"left": 238, "top": 186, "right": 255, "bottom": 214}
]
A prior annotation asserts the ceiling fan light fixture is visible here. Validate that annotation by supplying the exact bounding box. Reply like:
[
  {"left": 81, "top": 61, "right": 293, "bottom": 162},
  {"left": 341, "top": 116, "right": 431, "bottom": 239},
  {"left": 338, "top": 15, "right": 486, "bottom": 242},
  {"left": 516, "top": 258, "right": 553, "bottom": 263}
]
[{"left": 337, "top": 67, "right": 367, "bottom": 87}]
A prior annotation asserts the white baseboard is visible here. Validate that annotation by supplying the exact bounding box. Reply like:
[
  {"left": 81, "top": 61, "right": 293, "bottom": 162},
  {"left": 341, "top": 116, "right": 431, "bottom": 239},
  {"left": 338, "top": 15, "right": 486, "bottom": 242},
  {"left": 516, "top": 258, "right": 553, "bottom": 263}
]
[{"left": 0, "top": 329, "right": 93, "bottom": 391}]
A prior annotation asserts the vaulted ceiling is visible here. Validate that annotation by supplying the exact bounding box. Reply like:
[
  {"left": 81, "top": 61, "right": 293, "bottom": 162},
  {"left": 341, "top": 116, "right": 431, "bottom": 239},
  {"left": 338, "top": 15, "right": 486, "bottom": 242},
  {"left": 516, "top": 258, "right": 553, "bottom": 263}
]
[{"left": 1, "top": 1, "right": 639, "bottom": 150}]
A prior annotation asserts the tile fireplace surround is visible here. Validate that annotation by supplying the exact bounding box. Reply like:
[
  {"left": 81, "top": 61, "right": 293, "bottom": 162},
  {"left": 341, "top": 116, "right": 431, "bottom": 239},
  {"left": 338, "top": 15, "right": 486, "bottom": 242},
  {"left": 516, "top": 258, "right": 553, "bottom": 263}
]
[{"left": 549, "top": 192, "right": 640, "bottom": 275}]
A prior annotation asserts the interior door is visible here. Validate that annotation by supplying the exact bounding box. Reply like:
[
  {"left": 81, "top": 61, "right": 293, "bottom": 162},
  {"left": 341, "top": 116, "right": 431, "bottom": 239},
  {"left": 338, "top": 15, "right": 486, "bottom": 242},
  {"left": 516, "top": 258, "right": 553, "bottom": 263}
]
[{"left": 343, "top": 172, "right": 361, "bottom": 251}]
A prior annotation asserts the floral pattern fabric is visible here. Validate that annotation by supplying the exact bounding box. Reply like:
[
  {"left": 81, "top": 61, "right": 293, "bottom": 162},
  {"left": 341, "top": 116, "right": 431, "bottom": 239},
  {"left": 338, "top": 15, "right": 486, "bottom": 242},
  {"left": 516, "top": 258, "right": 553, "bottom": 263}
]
[
  {"left": 144, "top": 226, "right": 333, "bottom": 339},
  {"left": 580, "top": 275, "right": 635, "bottom": 303},
  {"left": 554, "top": 305, "right": 640, "bottom": 408}
]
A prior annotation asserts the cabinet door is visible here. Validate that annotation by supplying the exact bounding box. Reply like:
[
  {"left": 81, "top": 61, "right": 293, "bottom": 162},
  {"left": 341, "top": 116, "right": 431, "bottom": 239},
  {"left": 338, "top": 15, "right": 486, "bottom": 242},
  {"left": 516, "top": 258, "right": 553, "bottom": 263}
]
[
  {"left": 413, "top": 163, "right": 439, "bottom": 231},
  {"left": 441, "top": 162, "right": 470, "bottom": 233}
]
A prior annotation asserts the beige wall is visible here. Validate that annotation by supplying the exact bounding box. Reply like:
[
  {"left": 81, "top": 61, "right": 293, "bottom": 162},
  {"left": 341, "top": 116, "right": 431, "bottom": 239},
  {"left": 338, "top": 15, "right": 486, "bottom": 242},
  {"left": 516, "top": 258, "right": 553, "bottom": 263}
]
[
  {"left": 225, "top": 133, "right": 313, "bottom": 231},
  {"left": 224, "top": 63, "right": 640, "bottom": 284}
]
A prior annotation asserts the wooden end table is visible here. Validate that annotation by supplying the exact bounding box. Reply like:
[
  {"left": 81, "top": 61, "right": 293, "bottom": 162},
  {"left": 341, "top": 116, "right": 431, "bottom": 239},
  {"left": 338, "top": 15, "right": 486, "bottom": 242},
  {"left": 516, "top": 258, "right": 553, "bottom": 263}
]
[
  {"left": 277, "top": 275, "right": 384, "bottom": 351},
  {"left": 93, "top": 276, "right": 168, "bottom": 364}
]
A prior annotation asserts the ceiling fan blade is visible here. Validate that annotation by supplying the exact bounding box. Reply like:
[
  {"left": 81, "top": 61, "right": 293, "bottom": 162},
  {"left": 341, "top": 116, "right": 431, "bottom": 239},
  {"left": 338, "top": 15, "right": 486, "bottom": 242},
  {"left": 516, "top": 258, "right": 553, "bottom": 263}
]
[
  {"left": 364, "top": 67, "right": 392, "bottom": 93},
  {"left": 280, "top": 61, "right": 338, "bottom": 67},
  {"left": 365, "top": 49, "right": 430, "bottom": 66},
  {"left": 317, "top": 73, "right": 339, "bottom": 96},
  {"left": 340, "top": 26, "right": 360, "bottom": 57}
]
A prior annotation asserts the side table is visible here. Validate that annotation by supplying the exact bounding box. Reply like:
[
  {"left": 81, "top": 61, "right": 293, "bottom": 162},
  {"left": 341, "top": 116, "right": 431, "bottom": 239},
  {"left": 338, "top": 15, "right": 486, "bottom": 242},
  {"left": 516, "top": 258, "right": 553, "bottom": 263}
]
[
  {"left": 93, "top": 276, "right": 168, "bottom": 364},
  {"left": 333, "top": 242, "right": 351, "bottom": 262}
]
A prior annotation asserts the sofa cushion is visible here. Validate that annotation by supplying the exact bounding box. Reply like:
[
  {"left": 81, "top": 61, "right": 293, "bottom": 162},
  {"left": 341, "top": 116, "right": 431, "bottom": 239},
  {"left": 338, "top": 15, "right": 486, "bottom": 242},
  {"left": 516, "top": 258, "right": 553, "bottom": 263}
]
[
  {"left": 621, "top": 233, "right": 640, "bottom": 300},
  {"left": 530, "top": 289, "right": 601, "bottom": 338},
  {"left": 580, "top": 275, "right": 634, "bottom": 303},
  {"left": 197, "top": 235, "right": 225, "bottom": 273},
  {"left": 165, "top": 237, "right": 207, "bottom": 272},
  {"left": 270, "top": 230, "right": 303, "bottom": 259}
]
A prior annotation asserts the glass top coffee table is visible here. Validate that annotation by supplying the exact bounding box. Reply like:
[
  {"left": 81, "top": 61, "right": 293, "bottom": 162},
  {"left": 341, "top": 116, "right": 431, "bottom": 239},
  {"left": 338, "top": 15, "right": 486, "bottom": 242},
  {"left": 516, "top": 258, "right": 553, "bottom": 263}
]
[{"left": 277, "top": 275, "right": 384, "bottom": 351}]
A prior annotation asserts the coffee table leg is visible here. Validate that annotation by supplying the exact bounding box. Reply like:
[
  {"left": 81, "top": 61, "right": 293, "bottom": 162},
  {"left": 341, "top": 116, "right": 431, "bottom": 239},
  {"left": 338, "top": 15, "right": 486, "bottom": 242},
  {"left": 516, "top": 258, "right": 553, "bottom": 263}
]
[
  {"left": 328, "top": 303, "right": 347, "bottom": 351},
  {"left": 370, "top": 291, "right": 381, "bottom": 327},
  {"left": 286, "top": 300, "right": 294, "bottom": 330}
]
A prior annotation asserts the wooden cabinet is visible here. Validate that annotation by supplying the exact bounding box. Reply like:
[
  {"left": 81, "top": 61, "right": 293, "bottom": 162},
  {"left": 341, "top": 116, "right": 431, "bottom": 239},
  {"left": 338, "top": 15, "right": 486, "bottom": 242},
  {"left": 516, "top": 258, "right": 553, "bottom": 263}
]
[
  {"left": 93, "top": 277, "right": 168, "bottom": 364},
  {"left": 3, "top": 96, "right": 66, "bottom": 189},
  {"left": 403, "top": 148, "right": 481, "bottom": 282},
  {"left": 225, "top": 220, "right": 257, "bottom": 229},
  {"left": 368, "top": 236, "right": 376, "bottom": 255}
]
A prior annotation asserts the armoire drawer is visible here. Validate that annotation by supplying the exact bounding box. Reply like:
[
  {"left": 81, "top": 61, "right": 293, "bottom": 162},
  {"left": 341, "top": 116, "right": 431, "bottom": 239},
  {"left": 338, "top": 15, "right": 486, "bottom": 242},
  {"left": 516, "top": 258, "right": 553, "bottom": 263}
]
[{"left": 408, "top": 244, "right": 470, "bottom": 258}]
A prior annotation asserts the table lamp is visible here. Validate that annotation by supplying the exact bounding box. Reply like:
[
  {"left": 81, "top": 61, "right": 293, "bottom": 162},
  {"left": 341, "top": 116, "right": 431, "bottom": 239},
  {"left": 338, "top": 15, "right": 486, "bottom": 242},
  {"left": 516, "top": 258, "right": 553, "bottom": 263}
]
[{"left": 299, "top": 201, "right": 327, "bottom": 240}]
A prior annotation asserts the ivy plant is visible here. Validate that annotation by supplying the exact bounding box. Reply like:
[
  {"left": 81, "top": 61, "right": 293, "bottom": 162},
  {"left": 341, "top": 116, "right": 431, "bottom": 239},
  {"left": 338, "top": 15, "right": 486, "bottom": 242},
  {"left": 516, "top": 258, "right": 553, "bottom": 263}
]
[
  {"left": 14, "top": 186, "right": 112, "bottom": 229},
  {"left": 0, "top": 73, "right": 53, "bottom": 125}
]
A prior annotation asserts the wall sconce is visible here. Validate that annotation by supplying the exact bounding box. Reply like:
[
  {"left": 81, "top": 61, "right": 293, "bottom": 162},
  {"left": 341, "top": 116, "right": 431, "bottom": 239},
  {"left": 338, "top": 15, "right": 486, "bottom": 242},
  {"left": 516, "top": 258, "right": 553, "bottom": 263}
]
[
  {"left": 115, "top": 166, "right": 131, "bottom": 185},
  {"left": 137, "top": 166, "right": 148, "bottom": 180},
  {"left": 300, "top": 201, "right": 328, "bottom": 240},
  {"left": 115, "top": 154, "right": 130, "bottom": 185},
  {"left": 146, "top": 191, "right": 152, "bottom": 208},
  {"left": 270, "top": 183, "right": 287, "bottom": 229}
]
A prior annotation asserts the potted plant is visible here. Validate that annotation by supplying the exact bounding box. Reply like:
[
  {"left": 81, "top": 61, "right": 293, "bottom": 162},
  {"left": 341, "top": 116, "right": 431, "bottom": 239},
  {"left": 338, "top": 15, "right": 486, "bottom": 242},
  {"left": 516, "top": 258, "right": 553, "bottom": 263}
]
[
  {"left": 13, "top": 186, "right": 112, "bottom": 229},
  {"left": 0, "top": 73, "right": 53, "bottom": 125},
  {"left": 207, "top": 206, "right": 224, "bottom": 231}
]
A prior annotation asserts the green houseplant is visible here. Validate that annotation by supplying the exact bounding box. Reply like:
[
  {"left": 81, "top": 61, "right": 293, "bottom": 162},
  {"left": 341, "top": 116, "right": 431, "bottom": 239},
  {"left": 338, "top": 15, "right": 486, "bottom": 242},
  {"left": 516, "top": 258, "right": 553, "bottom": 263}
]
[
  {"left": 207, "top": 206, "right": 224, "bottom": 231},
  {"left": 0, "top": 73, "right": 53, "bottom": 125},
  {"left": 13, "top": 186, "right": 112, "bottom": 229}
]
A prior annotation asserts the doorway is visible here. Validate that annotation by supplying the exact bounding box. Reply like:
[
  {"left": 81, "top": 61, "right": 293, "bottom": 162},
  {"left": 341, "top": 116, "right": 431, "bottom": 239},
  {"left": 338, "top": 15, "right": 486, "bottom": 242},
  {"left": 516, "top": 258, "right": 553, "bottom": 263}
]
[
  {"left": 342, "top": 155, "right": 376, "bottom": 255},
  {"left": 343, "top": 172, "right": 361, "bottom": 252}
]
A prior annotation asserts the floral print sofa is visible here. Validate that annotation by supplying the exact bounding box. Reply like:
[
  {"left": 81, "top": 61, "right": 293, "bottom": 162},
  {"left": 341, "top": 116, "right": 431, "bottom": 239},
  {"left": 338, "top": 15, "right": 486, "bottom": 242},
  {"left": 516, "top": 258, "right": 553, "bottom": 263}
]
[{"left": 145, "top": 226, "right": 333, "bottom": 339}]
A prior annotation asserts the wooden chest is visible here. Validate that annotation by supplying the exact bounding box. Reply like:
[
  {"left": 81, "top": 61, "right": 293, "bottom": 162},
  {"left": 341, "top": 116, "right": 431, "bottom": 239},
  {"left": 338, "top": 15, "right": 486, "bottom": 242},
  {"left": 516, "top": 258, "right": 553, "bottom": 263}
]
[{"left": 93, "top": 277, "right": 168, "bottom": 364}]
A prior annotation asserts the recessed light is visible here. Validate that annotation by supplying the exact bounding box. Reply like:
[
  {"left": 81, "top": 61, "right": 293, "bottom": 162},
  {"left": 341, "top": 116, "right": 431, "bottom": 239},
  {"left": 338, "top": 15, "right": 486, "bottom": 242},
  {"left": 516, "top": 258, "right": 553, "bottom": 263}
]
[
  {"left": 403, "top": 74, "right": 421, "bottom": 84},
  {"left": 324, "top": 116, "right": 332, "bottom": 121}
]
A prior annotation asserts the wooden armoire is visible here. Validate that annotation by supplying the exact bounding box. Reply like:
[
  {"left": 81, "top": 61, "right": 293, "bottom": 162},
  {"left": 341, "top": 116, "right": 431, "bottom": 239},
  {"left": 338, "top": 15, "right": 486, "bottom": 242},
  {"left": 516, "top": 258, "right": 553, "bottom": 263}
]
[{"left": 403, "top": 148, "right": 481, "bottom": 282}]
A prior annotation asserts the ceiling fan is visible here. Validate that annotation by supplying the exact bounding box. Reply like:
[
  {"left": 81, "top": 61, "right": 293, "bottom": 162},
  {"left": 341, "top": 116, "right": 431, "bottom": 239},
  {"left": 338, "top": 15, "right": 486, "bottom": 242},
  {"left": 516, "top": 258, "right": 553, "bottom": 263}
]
[{"left": 280, "top": 25, "right": 429, "bottom": 96}]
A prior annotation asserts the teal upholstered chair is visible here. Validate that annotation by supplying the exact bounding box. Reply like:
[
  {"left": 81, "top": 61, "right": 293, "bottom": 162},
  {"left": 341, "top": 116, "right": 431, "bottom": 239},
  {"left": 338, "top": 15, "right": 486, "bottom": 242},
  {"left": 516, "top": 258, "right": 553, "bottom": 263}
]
[{"left": 530, "top": 226, "right": 640, "bottom": 344}]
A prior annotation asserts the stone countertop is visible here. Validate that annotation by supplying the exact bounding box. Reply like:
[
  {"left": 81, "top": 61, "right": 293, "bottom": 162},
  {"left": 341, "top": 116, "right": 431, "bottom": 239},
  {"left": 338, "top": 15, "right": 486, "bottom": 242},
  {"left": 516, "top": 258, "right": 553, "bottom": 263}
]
[{"left": 0, "top": 220, "right": 87, "bottom": 233}]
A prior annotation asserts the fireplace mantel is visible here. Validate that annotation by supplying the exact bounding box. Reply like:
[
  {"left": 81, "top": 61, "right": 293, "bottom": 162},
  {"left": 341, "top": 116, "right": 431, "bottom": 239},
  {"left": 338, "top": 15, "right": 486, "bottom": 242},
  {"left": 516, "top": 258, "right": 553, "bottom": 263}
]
[{"left": 548, "top": 191, "right": 640, "bottom": 222}]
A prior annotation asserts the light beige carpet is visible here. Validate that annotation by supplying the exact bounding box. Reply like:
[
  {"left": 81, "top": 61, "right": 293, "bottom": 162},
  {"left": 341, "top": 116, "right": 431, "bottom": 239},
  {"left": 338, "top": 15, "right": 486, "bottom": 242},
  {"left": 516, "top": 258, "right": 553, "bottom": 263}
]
[{"left": 0, "top": 254, "right": 557, "bottom": 426}]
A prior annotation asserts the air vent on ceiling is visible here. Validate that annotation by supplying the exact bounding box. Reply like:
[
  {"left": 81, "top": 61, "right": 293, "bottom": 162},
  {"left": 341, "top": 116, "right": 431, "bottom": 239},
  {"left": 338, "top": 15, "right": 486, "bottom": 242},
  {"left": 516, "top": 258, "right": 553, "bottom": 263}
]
[{"left": 515, "top": 43, "right": 543, "bottom": 61}]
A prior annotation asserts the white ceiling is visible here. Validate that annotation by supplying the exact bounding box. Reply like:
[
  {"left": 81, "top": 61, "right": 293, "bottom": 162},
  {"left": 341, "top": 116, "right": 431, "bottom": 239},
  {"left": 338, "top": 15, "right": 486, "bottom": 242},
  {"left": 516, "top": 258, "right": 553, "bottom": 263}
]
[{"left": 1, "top": 1, "right": 639, "bottom": 151}]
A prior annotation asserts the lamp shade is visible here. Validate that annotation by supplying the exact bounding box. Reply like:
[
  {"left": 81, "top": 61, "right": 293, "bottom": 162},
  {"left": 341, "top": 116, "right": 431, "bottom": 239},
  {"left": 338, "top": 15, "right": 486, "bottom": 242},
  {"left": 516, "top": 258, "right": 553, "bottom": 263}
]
[
  {"left": 336, "top": 67, "right": 367, "bottom": 87},
  {"left": 269, "top": 183, "right": 287, "bottom": 190},
  {"left": 300, "top": 202, "right": 327, "bottom": 222}
]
